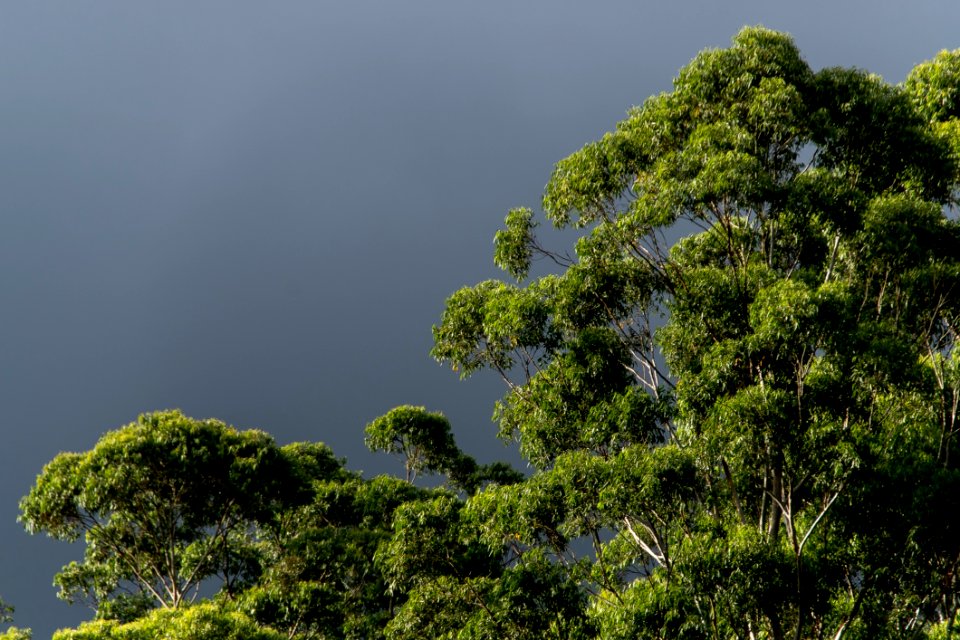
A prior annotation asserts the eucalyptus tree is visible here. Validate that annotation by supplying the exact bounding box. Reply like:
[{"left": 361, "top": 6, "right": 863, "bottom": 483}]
[
  {"left": 365, "top": 406, "right": 465, "bottom": 483},
  {"left": 428, "top": 28, "right": 960, "bottom": 639},
  {"left": 51, "top": 602, "right": 285, "bottom": 640},
  {"left": 364, "top": 405, "right": 524, "bottom": 494},
  {"left": 21, "top": 406, "right": 520, "bottom": 639},
  {"left": 19, "top": 410, "right": 318, "bottom": 620}
]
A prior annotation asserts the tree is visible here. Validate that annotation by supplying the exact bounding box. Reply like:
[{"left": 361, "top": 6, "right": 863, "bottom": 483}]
[
  {"left": 430, "top": 27, "right": 960, "bottom": 639},
  {"left": 241, "top": 474, "right": 439, "bottom": 640},
  {"left": 364, "top": 405, "right": 523, "bottom": 494},
  {"left": 19, "top": 410, "right": 312, "bottom": 618},
  {"left": 22, "top": 407, "right": 520, "bottom": 639},
  {"left": 365, "top": 406, "right": 463, "bottom": 483},
  {"left": 51, "top": 602, "right": 285, "bottom": 640},
  {"left": 379, "top": 494, "right": 592, "bottom": 640}
]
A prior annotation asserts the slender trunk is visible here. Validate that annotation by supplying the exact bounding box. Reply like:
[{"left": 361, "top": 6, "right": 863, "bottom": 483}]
[
  {"left": 768, "top": 465, "right": 783, "bottom": 540},
  {"left": 722, "top": 458, "right": 745, "bottom": 524},
  {"left": 766, "top": 606, "right": 785, "bottom": 640}
]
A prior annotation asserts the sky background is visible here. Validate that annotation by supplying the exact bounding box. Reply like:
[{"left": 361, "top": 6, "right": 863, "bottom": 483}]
[{"left": 1, "top": 1, "right": 958, "bottom": 636}]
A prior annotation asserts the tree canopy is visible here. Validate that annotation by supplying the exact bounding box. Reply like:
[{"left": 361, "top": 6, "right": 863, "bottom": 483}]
[
  {"left": 17, "top": 27, "right": 960, "bottom": 640},
  {"left": 430, "top": 26, "right": 960, "bottom": 639},
  {"left": 19, "top": 410, "right": 321, "bottom": 617}
]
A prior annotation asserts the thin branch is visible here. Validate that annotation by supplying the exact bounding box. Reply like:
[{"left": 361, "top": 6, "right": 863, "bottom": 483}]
[
  {"left": 622, "top": 517, "right": 665, "bottom": 568},
  {"left": 798, "top": 489, "right": 842, "bottom": 557}
]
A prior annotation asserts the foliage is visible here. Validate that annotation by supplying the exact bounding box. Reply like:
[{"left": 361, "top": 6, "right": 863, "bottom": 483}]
[
  {"left": 429, "top": 27, "right": 960, "bottom": 639},
  {"left": 385, "top": 554, "right": 594, "bottom": 640},
  {"left": 19, "top": 410, "right": 313, "bottom": 615},
  {"left": 51, "top": 602, "right": 284, "bottom": 640},
  {"left": 365, "top": 406, "right": 463, "bottom": 483},
  {"left": 241, "top": 474, "right": 438, "bottom": 639},
  {"left": 21, "top": 27, "right": 960, "bottom": 640},
  {"left": 365, "top": 405, "right": 524, "bottom": 494},
  {"left": 0, "top": 600, "right": 29, "bottom": 640}
]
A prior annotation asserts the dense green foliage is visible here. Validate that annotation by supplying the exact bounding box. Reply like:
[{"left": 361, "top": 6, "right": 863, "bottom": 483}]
[
  {"left": 431, "top": 26, "right": 960, "bottom": 640},
  {"left": 17, "top": 27, "right": 960, "bottom": 640},
  {"left": 19, "top": 410, "right": 310, "bottom": 616},
  {"left": 51, "top": 603, "right": 285, "bottom": 640}
]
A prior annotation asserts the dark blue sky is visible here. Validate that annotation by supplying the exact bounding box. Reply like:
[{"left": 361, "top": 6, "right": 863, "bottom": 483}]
[{"left": 1, "top": 2, "right": 957, "bottom": 636}]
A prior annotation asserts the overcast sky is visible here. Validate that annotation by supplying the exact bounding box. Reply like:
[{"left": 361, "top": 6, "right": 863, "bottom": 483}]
[{"left": 1, "top": 1, "right": 958, "bottom": 636}]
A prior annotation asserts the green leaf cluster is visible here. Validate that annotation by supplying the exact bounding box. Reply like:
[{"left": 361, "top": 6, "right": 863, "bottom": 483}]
[
  {"left": 52, "top": 602, "right": 284, "bottom": 640},
  {"left": 427, "top": 26, "right": 960, "bottom": 639}
]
